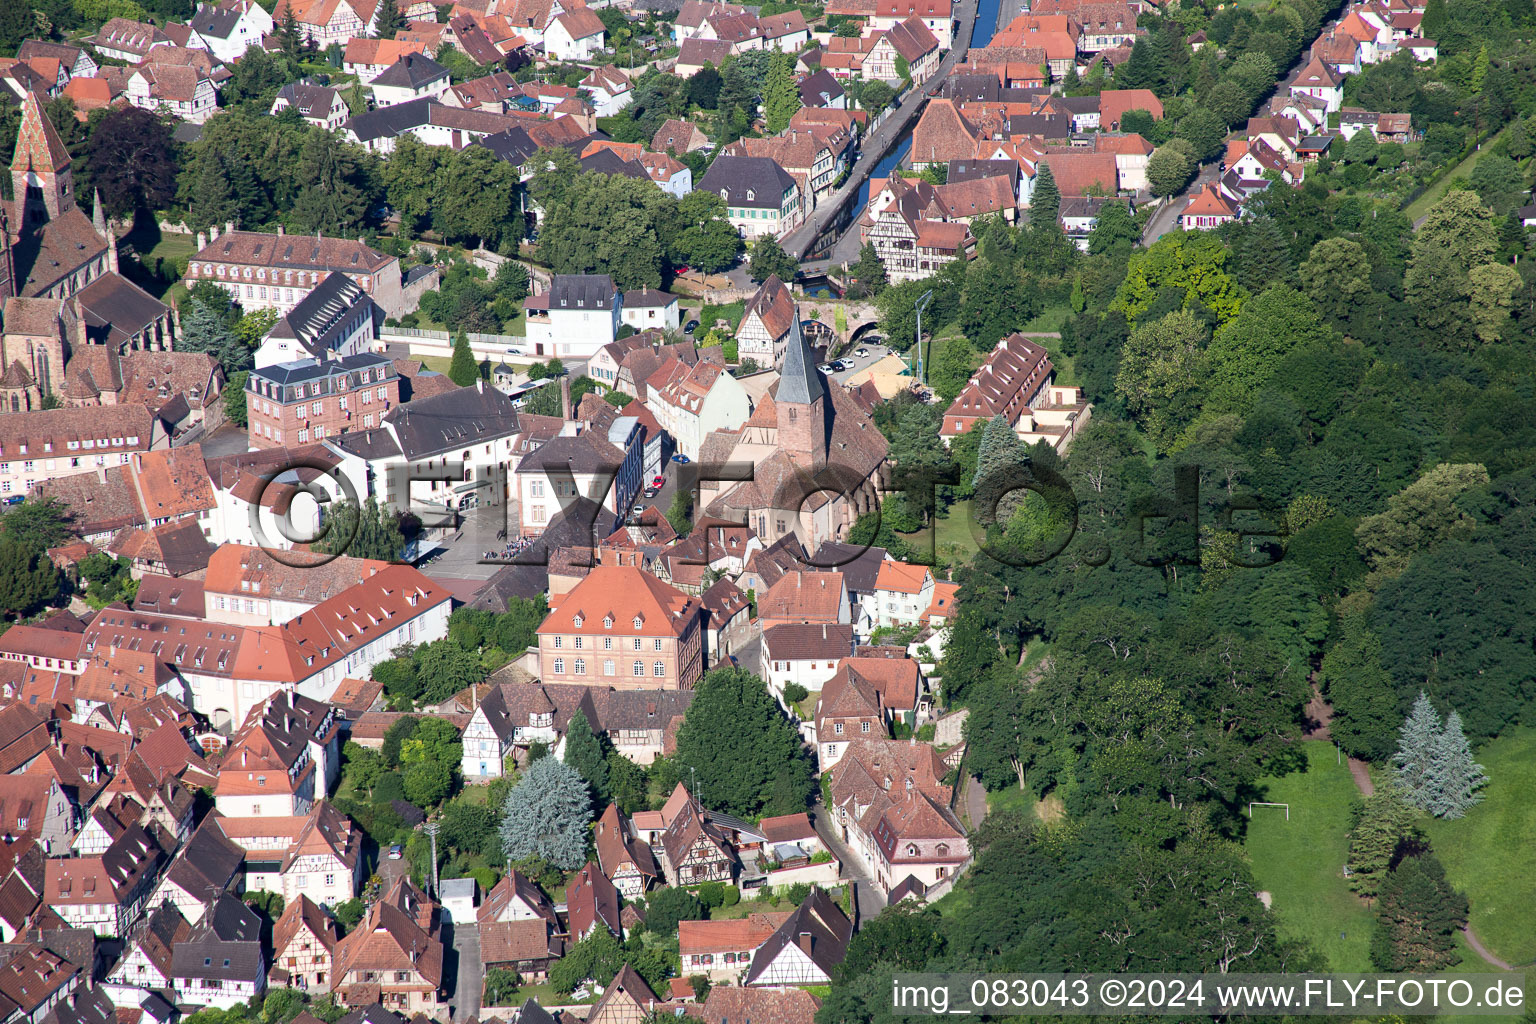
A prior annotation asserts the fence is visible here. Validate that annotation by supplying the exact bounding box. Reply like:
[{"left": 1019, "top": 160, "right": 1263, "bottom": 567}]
[
  {"left": 765, "top": 859, "right": 842, "bottom": 888},
  {"left": 380, "top": 328, "right": 534, "bottom": 364}
]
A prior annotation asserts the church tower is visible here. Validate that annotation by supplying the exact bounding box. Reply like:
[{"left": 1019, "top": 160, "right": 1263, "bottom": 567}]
[
  {"left": 775, "top": 314, "right": 828, "bottom": 471},
  {"left": 11, "top": 91, "right": 76, "bottom": 234},
  {"left": 0, "top": 200, "right": 13, "bottom": 309}
]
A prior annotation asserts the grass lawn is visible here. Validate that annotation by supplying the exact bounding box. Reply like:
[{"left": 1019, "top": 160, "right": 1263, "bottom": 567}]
[
  {"left": 898, "top": 500, "right": 983, "bottom": 565},
  {"left": 1404, "top": 128, "right": 1505, "bottom": 222},
  {"left": 1421, "top": 727, "right": 1536, "bottom": 967},
  {"left": 985, "top": 785, "right": 1032, "bottom": 817},
  {"left": 699, "top": 300, "right": 746, "bottom": 332},
  {"left": 1244, "top": 741, "right": 1375, "bottom": 972},
  {"left": 454, "top": 785, "right": 490, "bottom": 806},
  {"left": 709, "top": 897, "right": 797, "bottom": 920},
  {"left": 500, "top": 982, "right": 595, "bottom": 1008},
  {"left": 1020, "top": 303, "right": 1070, "bottom": 334},
  {"left": 118, "top": 219, "right": 198, "bottom": 301}
]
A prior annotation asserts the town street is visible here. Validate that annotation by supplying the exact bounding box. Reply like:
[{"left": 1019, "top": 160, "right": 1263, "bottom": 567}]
[{"left": 781, "top": 0, "right": 986, "bottom": 261}]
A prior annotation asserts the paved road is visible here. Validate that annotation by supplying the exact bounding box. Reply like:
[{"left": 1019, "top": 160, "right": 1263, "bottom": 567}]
[
  {"left": 809, "top": 797, "right": 887, "bottom": 925},
  {"left": 199, "top": 422, "right": 251, "bottom": 458},
  {"left": 1141, "top": 163, "right": 1219, "bottom": 245},
  {"left": 447, "top": 919, "right": 482, "bottom": 1020},
  {"left": 781, "top": 0, "right": 985, "bottom": 261}
]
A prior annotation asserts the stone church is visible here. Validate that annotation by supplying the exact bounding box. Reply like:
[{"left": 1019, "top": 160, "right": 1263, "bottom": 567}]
[{"left": 0, "top": 91, "right": 191, "bottom": 416}]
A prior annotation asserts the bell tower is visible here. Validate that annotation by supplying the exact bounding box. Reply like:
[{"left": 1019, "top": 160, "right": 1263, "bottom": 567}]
[
  {"left": 11, "top": 91, "right": 76, "bottom": 234},
  {"left": 774, "top": 315, "right": 827, "bottom": 471}
]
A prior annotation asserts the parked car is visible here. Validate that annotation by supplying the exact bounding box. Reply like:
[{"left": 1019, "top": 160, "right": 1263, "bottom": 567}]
[
  {"left": 632, "top": 505, "right": 646, "bottom": 518},
  {"left": 855, "top": 347, "right": 869, "bottom": 357},
  {"left": 672, "top": 453, "right": 691, "bottom": 463},
  {"left": 684, "top": 319, "right": 700, "bottom": 334},
  {"left": 652, "top": 475, "right": 665, "bottom": 487},
  {"left": 644, "top": 487, "right": 659, "bottom": 498},
  {"left": 818, "top": 363, "right": 834, "bottom": 373},
  {"left": 389, "top": 845, "right": 403, "bottom": 859},
  {"left": 834, "top": 359, "right": 851, "bottom": 371}
]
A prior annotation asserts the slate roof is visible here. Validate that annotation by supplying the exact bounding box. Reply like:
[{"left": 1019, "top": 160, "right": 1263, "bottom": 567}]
[
  {"left": 383, "top": 380, "right": 521, "bottom": 459},
  {"left": 548, "top": 274, "right": 616, "bottom": 310},
  {"left": 697, "top": 155, "right": 798, "bottom": 209},
  {"left": 743, "top": 888, "right": 852, "bottom": 984},
  {"left": 73, "top": 274, "right": 170, "bottom": 350},
  {"left": 372, "top": 52, "right": 448, "bottom": 89}
]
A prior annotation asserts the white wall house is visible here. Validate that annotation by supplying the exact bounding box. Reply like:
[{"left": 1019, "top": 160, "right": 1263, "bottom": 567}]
[
  {"left": 544, "top": 9, "right": 604, "bottom": 59},
  {"left": 524, "top": 275, "right": 622, "bottom": 359},
  {"left": 762, "top": 624, "right": 853, "bottom": 699}
]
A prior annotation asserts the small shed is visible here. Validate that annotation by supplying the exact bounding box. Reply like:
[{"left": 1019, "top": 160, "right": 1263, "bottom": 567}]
[{"left": 440, "top": 877, "right": 477, "bottom": 922}]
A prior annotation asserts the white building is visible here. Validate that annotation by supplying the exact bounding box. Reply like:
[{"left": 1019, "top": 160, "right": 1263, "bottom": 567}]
[
  {"left": 171, "top": 895, "right": 267, "bottom": 1010},
  {"left": 515, "top": 423, "right": 637, "bottom": 537},
  {"left": 761, "top": 623, "right": 853, "bottom": 699},
  {"left": 580, "top": 65, "right": 632, "bottom": 117},
  {"left": 324, "top": 379, "right": 524, "bottom": 518},
  {"left": 544, "top": 8, "right": 605, "bottom": 59},
  {"left": 644, "top": 359, "right": 752, "bottom": 461},
  {"left": 524, "top": 275, "right": 621, "bottom": 359},
  {"left": 620, "top": 289, "right": 680, "bottom": 333},
  {"left": 253, "top": 272, "right": 379, "bottom": 369},
  {"left": 369, "top": 52, "right": 450, "bottom": 107},
  {"left": 189, "top": 0, "right": 274, "bottom": 62}
]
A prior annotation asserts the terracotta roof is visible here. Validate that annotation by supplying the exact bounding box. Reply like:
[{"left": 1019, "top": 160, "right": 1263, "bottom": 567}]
[
  {"left": 758, "top": 812, "right": 816, "bottom": 845},
  {"left": 1293, "top": 56, "right": 1340, "bottom": 88},
  {"left": 759, "top": 570, "right": 845, "bottom": 623},
  {"left": 44, "top": 823, "right": 164, "bottom": 903},
  {"left": 941, "top": 332, "right": 1052, "bottom": 430},
  {"left": 478, "top": 869, "right": 556, "bottom": 926},
  {"left": 1097, "top": 87, "right": 1162, "bottom": 129},
  {"left": 273, "top": 894, "right": 339, "bottom": 962},
  {"left": 703, "top": 986, "right": 820, "bottom": 1024},
  {"left": 554, "top": 7, "right": 604, "bottom": 37},
  {"left": 592, "top": 803, "right": 659, "bottom": 886},
  {"left": 537, "top": 566, "right": 699, "bottom": 640},
  {"left": 737, "top": 273, "right": 796, "bottom": 342},
  {"left": 479, "top": 919, "right": 559, "bottom": 966},
  {"left": 190, "top": 230, "right": 392, "bottom": 276},
  {"left": 1181, "top": 184, "right": 1236, "bottom": 219},
  {"left": 678, "top": 912, "right": 788, "bottom": 955},
  {"left": 202, "top": 543, "right": 391, "bottom": 606},
  {"left": 565, "top": 861, "right": 620, "bottom": 938}
]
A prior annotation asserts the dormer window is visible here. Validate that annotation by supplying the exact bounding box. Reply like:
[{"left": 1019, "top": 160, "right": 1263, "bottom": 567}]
[
  {"left": 632, "top": 615, "right": 642, "bottom": 628},
  {"left": 603, "top": 616, "right": 613, "bottom": 628},
  {"left": 746, "top": 189, "right": 756, "bottom": 201},
  {"left": 573, "top": 614, "right": 584, "bottom": 627}
]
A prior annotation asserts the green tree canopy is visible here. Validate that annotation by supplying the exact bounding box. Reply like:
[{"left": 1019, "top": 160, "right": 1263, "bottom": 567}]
[{"left": 672, "top": 666, "right": 816, "bottom": 817}]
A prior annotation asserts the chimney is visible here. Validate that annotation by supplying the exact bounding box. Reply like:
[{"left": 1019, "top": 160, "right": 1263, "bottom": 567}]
[
  {"left": 277, "top": 225, "right": 284, "bottom": 235},
  {"left": 225, "top": 220, "right": 235, "bottom": 233},
  {"left": 560, "top": 375, "right": 572, "bottom": 420},
  {"left": 197, "top": 231, "right": 207, "bottom": 250},
  {"left": 208, "top": 225, "right": 219, "bottom": 242},
  {"left": 797, "top": 931, "right": 813, "bottom": 954}
]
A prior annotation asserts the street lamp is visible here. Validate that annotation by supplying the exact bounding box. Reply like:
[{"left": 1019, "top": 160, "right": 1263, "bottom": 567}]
[{"left": 914, "top": 289, "right": 933, "bottom": 383}]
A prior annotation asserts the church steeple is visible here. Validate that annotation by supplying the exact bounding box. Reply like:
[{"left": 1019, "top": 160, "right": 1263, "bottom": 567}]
[
  {"left": 11, "top": 91, "right": 75, "bottom": 233},
  {"left": 775, "top": 310, "right": 828, "bottom": 470},
  {"left": 92, "top": 189, "right": 105, "bottom": 235}
]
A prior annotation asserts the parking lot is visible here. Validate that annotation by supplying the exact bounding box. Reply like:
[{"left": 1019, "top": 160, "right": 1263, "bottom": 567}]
[{"left": 821, "top": 341, "right": 904, "bottom": 386}]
